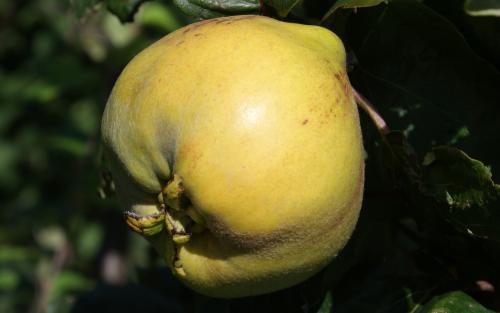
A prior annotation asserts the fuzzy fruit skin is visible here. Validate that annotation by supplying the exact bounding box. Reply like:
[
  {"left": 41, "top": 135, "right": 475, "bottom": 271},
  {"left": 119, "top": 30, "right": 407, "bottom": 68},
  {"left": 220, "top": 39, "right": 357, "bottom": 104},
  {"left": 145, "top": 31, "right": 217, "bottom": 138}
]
[{"left": 101, "top": 15, "right": 364, "bottom": 298}]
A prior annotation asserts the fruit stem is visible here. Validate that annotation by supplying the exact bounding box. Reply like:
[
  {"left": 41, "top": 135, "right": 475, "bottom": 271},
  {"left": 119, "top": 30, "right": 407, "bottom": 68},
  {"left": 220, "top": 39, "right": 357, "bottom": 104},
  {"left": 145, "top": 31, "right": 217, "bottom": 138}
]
[{"left": 352, "top": 87, "right": 390, "bottom": 136}]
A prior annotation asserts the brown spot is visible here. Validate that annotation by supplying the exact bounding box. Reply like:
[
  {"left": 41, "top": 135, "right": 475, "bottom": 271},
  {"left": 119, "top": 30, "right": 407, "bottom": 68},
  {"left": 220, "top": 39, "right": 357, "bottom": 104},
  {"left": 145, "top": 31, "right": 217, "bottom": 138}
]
[
  {"left": 334, "top": 71, "right": 351, "bottom": 97},
  {"left": 176, "top": 40, "right": 185, "bottom": 46},
  {"left": 194, "top": 33, "right": 202, "bottom": 37},
  {"left": 302, "top": 119, "right": 309, "bottom": 125}
]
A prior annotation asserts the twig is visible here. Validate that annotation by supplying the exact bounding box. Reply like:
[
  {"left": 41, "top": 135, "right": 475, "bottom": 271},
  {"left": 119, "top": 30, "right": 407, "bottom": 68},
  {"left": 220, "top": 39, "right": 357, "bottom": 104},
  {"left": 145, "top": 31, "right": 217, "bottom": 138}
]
[{"left": 352, "top": 87, "right": 390, "bottom": 136}]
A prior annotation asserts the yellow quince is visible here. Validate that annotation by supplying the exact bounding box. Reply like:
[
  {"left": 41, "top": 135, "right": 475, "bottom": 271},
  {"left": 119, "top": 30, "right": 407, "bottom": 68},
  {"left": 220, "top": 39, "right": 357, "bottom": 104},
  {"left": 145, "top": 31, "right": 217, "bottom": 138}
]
[{"left": 101, "top": 15, "right": 364, "bottom": 298}]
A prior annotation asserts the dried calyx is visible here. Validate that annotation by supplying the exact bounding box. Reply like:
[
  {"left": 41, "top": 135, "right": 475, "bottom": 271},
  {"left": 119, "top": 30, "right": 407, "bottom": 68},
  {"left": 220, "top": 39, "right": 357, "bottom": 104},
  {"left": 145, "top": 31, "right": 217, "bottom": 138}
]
[{"left": 123, "top": 174, "right": 205, "bottom": 275}]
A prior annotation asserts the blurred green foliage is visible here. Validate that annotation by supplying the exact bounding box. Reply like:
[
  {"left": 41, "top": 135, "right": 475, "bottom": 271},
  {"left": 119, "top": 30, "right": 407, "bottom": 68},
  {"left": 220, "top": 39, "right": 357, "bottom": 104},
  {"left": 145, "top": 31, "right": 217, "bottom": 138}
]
[
  {"left": 1, "top": 0, "right": 499, "bottom": 312},
  {"left": 0, "top": 1, "right": 187, "bottom": 312}
]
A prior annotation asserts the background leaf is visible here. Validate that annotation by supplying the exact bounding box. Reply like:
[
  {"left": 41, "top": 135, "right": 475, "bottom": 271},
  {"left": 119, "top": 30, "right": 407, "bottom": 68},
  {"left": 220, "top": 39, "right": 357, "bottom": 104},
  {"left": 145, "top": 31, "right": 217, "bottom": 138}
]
[
  {"left": 465, "top": 0, "right": 500, "bottom": 17},
  {"left": 336, "top": 0, "right": 500, "bottom": 177},
  {"left": 422, "top": 146, "right": 500, "bottom": 242},
  {"left": 263, "top": 0, "right": 302, "bottom": 17},
  {"left": 105, "top": 0, "right": 147, "bottom": 22},
  {"left": 172, "top": 0, "right": 259, "bottom": 19},
  {"left": 322, "top": 0, "right": 388, "bottom": 22},
  {"left": 418, "top": 291, "right": 493, "bottom": 313}
]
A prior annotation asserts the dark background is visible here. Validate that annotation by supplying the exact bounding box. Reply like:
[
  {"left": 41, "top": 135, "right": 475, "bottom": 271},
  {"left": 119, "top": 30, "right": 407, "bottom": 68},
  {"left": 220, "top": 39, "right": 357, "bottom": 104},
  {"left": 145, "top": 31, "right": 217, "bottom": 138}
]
[{"left": 0, "top": 0, "right": 499, "bottom": 312}]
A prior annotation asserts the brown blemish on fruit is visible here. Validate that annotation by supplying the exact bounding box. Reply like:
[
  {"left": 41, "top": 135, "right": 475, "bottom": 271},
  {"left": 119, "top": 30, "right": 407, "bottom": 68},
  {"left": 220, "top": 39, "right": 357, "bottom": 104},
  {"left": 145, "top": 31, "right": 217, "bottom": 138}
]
[
  {"left": 334, "top": 71, "right": 351, "bottom": 97},
  {"left": 323, "top": 107, "right": 335, "bottom": 120},
  {"left": 302, "top": 119, "right": 309, "bottom": 125},
  {"left": 176, "top": 40, "right": 185, "bottom": 46}
]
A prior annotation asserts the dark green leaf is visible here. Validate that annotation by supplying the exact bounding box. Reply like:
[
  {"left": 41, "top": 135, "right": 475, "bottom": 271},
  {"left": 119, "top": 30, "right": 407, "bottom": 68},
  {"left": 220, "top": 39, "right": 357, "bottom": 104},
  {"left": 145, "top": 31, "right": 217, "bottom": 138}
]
[
  {"left": 173, "top": 0, "right": 259, "bottom": 19},
  {"left": 422, "top": 146, "right": 500, "bottom": 241},
  {"left": 316, "top": 291, "right": 332, "bottom": 313},
  {"left": 105, "top": 0, "right": 147, "bottom": 23},
  {"left": 190, "top": 0, "right": 259, "bottom": 11},
  {"left": 322, "top": 0, "right": 388, "bottom": 23},
  {"left": 173, "top": 0, "right": 226, "bottom": 19},
  {"left": 342, "top": 0, "right": 500, "bottom": 172},
  {"left": 418, "top": 291, "right": 493, "bottom": 313},
  {"left": 263, "top": 0, "right": 302, "bottom": 17},
  {"left": 465, "top": 0, "right": 500, "bottom": 17},
  {"left": 423, "top": 1, "right": 500, "bottom": 69},
  {"left": 423, "top": 147, "right": 498, "bottom": 210}
]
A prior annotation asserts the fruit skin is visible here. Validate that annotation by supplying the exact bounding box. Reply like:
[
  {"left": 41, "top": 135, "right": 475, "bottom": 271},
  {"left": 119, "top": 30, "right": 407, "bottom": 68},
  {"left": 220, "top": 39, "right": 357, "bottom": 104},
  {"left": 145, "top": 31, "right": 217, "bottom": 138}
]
[{"left": 101, "top": 15, "right": 364, "bottom": 298}]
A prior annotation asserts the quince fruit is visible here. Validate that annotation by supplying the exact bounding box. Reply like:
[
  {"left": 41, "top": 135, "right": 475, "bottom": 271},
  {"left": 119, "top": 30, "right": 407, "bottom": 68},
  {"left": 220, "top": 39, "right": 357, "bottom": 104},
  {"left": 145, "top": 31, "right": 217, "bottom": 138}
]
[{"left": 101, "top": 15, "right": 364, "bottom": 298}]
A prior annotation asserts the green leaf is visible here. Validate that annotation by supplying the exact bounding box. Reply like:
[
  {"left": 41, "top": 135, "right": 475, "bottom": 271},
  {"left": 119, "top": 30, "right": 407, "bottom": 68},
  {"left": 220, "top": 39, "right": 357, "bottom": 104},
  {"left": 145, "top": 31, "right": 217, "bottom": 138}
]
[
  {"left": 316, "top": 291, "right": 333, "bottom": 313},
  {"left": 190, "top": 0, "right": 259, "bottom": 12},
  {"left": 138, "top": 2, "right": 185, "bottom": 32},
  {"left": 423, "top": 147, "right": 498, "bottom": 210},
  {"left": 418, "top": 291, "right": 493, "bottom": 313},
  {"left": 422, "top": 146, "right": 500, "bottom": 242},
  {"left": 263, "top": 0, "right": 302, "bottom": 17},
  {"left": 465, "top": 0, "right": 500, "bottom": 17},
  {"left": 322, "top": 0, "right": 388, "bottom": 23},
  {"left": 173, "top": 0, "right": 259, "bottom": 19},
  {"left": 105, "top": 0, "right": 147, "bottom": 23},
  {"left": 173, "top": 0, "right": 225, "bottom": 19}
]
